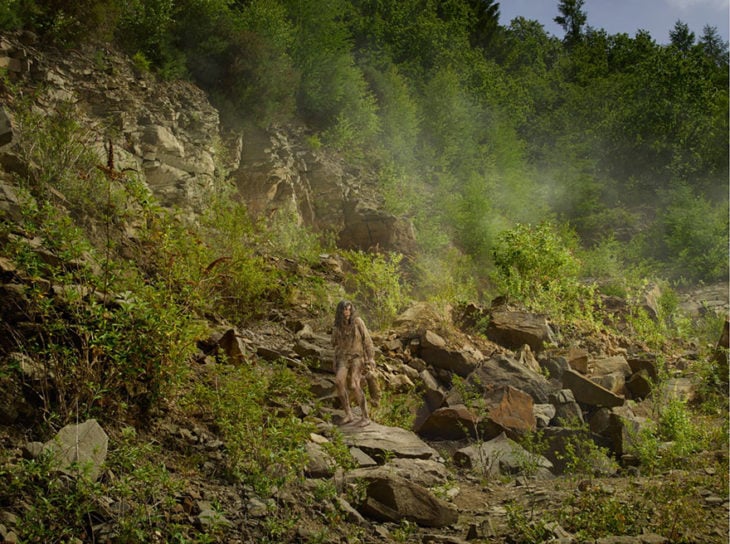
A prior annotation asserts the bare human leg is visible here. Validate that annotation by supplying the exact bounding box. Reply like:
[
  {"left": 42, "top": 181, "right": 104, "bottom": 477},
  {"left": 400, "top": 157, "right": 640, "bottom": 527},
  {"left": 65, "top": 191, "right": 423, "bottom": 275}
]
[
  {"left": 350, "top": 360, "right": 370, "bottom": 426},
  {"left": 335, "top": 365, "right": 353, "bottom": 424}
]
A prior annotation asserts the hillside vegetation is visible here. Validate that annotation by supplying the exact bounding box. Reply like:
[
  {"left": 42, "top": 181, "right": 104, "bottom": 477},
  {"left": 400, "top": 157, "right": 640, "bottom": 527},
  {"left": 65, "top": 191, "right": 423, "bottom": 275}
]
[
  {"left": 0, "top": 1, "right": 728, "bottom": 543},
  {"left": 1, "top": 0, "right": 727, "bottom": 290}
]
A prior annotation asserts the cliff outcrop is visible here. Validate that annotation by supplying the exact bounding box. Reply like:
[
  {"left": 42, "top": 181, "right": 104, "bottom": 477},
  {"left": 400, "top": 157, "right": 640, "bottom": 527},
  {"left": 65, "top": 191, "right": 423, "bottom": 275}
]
[{"left": 0, "top": 32, "right": 415, "bottom": 253}]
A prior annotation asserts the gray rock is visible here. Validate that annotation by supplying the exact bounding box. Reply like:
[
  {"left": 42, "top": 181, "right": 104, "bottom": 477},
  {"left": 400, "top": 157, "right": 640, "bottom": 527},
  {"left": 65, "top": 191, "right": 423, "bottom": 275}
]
[
  {"left": 340, "top": 421, "right": 439, "bottom": 460},
  {"left": 562, "top": 369, "right": 624, "bottom": 408},
  {"left": 42, "top": 419, "right": 108, "bottom": 481},
  {"left": 346, "top": 466, "right": 458, "bottom": 527}
]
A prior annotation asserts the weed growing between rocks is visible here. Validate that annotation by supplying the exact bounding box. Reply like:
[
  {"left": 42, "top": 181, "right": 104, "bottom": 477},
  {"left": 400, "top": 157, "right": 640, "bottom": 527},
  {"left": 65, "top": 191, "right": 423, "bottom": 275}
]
[
  {"left": 181, "top": 361, "right": 315, "bottom": 495},
  {"left": 0, "top": 426, "right": 227, "bottom": 543}
]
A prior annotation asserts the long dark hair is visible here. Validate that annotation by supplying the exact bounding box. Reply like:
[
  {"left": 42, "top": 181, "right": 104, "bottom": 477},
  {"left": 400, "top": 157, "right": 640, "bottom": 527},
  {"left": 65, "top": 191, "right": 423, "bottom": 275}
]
[{"left": 334, "top": 300, "right": 355, "bottom": 329}]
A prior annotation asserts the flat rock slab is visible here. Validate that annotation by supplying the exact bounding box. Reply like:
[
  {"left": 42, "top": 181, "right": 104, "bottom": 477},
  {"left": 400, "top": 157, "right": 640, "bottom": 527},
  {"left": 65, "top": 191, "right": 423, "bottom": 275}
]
[{"left": 339, "top": 421, "right": 439, "bottom": 460}]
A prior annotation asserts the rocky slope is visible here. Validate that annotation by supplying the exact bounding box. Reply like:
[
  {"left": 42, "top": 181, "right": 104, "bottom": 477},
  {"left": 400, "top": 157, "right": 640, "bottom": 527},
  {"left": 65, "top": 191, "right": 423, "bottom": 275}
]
[{"left": 0, "top": 32, "right": 727, "bottom": 544}]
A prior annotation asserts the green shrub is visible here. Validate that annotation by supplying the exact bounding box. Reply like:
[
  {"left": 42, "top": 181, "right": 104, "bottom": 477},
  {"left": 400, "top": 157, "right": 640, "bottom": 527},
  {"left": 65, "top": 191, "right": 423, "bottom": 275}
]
[
  {"left": 491, "top": 221, "right": 599, "bottom": 324},
  {"left": 343, "top": 250, "right": 410, "bottom": 329},
  {"left": 265, "top": 208, "right": 331, "bottom": 265},
  {"left": 411, "top": 247, "right": 479, "bottom": 307},
  {"left": 0, "top": 0, "right": 21, "bottom": 30},
  {"left": 642, "top": 185, "right": 729, "bottom": 284},
  {"left": 628, "top": 397, "right": 720, "bottom": 473},
  {"left": 116, "top": 0, "right": 186, "bottom": 78},
  {"left": 183, "top": 362, "right": 313, "bottom": 496},
  {"left": 0, "top": 426, "right": 212, "bottom": 543}
]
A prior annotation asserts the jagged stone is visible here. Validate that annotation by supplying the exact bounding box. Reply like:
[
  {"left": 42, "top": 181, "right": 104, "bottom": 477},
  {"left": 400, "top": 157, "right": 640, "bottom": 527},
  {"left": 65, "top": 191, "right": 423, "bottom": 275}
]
[
  {"left": 486, "top": 310, "right": 556, "bottom": 352},
  {"left": 566, "top": 347, "right": 590, "bottom": 374},
  {"left": 627, "top": 357, "right": 658, "bottom": 380},
  {"left": 340, "top": 421, "right": 439, "bottom": 460},
  {"left": 541, "top": 354, "right": 570, "bottom": 380},
  {"left": 420, "top": 369, "right": 447, "bottom": 411},
  {"left": 482, "top": 385, "right": 537, "bottom": 437},
  {"left": 304, "top": 442, "right": 336, "bottom": 478},
  {"left": 419, "top": 329, "right": 481, "bottom": 377},
  {"left": 516, "top": 344, "right": 541, "bottom": 373},
  {"left": 562, "top": 369, "right": 624, "bottom": 408},
  {"left": 549, "top": 389, "right": 584, "bottom": 425},
  {"left": 346, "top": 466, "right": 458, "bottom": 527},
  {"left": 626, "top": 370, "right": 652, "bottom": 400},
  {"left": 534, "top": 403, "right": 556, "bottom": 427},
  {"left": 463, "top": 354, "right": 556, "bottom": 404},
  {"left": 214, "top": 328, "right": 248, "bottom": 365},
  {"left": 385, "top": 458, "right": 452, "bottom": 487},
  {"left": 454, "top": 432, "right": 553, "bottom": 479},
  {"left": 591, "top": 355, "right": 632, "bottom": 377},
  {"left": 415, "top": 404, "right": 479, "bottom": 440},
  {"left": 590, "top": 370, "right": 627, "bottom": 395},
  {"left": 349, "top": 447, "right": 378, "bottom": 468},
  {"left": 41, "top": 419, "right": 108, "bottom": 481}
]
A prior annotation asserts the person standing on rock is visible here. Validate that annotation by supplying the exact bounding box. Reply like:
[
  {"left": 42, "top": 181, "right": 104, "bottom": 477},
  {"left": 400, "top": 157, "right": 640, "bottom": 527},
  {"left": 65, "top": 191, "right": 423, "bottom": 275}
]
[{"left": 332, "top": 300, "right": 376, "bottom": 426}]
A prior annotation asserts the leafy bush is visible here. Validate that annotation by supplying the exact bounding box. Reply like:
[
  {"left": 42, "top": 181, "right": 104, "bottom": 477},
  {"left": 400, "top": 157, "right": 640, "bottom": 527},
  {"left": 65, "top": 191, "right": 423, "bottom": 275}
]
[
  {"left": 491, "top": 221, "right": 599, "bottom": 323},
  {"left": 411, "top": 247, "right": 479, "bottom": 307},
  {"left": 0, "top": 0, "right": 21, "bottom": 30},
  {"left": 343, "top": 250, "right": 410, "bottom": 329},
  {"left": 265, "top": 208, "right": 332, "bottom": 265},
  {"left": 0, "top": 426, "right": 224, "bottom": 542},
  {"left": 184, "top": 362, "right": 313, "bottom": 496},
  {"left": 116, "top": 0, "right": 186, "bottom": 79},
  {"left": 634, "top": 185, "right": 729, "bottom": 284}
]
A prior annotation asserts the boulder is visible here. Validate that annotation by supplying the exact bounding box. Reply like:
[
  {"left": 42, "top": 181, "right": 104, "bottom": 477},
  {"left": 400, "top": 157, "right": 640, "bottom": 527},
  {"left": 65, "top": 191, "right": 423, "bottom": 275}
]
[
  {"left": 549, "top": 389, "right": 584, "bottom": 426},
  {"left": 464, "top": 355, "right": 556, "bottom": 404},
  {"left": 626, "top": 370, "right": 652, "bottom": 400},
  {"left": 566, "top": 347, "right": 590, "bottom": 374},
  {"left": 591, "top": 355, "right": 632, "bottom": 377},
  {"left": 481, "top": 385, "right": 536, "bottom": 437},
  {"left": 562, "top": 369, "right": 624, "bottom": 408},
  {"left": 339, "top": 421, "right": 439, "bottom": 460},
  {"left": 453, "top": 432, "right": 553, "bottom": 479},
  {"left": 41, "top": 419, "right": 108, "bottom": 481},
  {"left": 384, "top": 458, "right": 452, "bottom": 487},
  {"left": 420, "top": 369, "right": 447, "bottom": 411},
  {"left": 418, "top": 330, "right": 481, "bottom": 377},
  {"left": 486, "top": 310, "right": 556, "bottom": 352},
  {"left": 346, "top": 466, "right": 458, "bottom": 527},
  {"left": 415, "top": 404, "right": 480, "bottom": 441},
  {"left": 214, "top": 328, "right": 248, "bottom": 365},
  {"left": 304, "top": 442, "right": 336, "bottom": 478},
  {"left": 516, "top": 344, "right": 541, "bottom": 374},
  {"left": 533, "top": 403, "right": 557, "bottom": 428},
  {"left": 627, "top": 357, "right": 658, "bottom": 381}
]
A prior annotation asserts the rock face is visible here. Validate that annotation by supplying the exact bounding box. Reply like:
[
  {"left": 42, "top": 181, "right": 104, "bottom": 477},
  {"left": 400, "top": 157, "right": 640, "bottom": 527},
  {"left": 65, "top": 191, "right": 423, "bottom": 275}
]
[
  {"left": 0, "top": 35, "right": 222, "bottom": 215},
  {"left": 454, "top": 432, "right": 553, "bottom": 479},
  {"left": 0, "top": 34, "right": 415, "bottom": 254},
  {"left": 232, "top": 125, "right": 416, "bottom": 254}
]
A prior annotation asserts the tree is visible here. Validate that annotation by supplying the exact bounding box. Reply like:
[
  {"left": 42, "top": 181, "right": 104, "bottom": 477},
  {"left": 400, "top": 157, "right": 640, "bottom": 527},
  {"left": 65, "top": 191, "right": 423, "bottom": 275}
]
[
  {"left": 698, "top": 24, "right": 729, "bottom": 67},
  {"left": 465, "top": 0, "right": 502, "bottom": 52},
  {"left": 669, "top": 20, "right": 694, "bottom": 52},
  {"left": 554, "top": 0, "right": 587, "bottom": 46}
]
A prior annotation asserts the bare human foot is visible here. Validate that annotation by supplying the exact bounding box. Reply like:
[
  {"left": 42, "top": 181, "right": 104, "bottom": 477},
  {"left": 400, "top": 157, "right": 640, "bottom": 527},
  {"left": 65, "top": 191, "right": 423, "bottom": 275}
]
[
  {"left": 340, "top": 414, "right": 354, "bottom": 425},
  {"left": 355, "top": 417, "right": 371, "bottom": 427}
]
